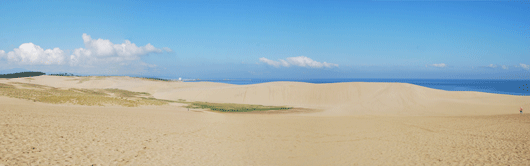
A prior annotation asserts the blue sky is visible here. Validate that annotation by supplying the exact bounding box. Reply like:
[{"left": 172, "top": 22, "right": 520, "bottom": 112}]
[{"left": 0, "top": 0, "right": 529, "bottom": 79}]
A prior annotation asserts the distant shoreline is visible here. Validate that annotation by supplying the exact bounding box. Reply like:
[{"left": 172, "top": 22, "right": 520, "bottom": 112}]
[
  {"left": 1, "top": 72, "right": 528, "bottom": 96},
  {"left": 0, "top": 72, "right": 175, "bottom": 82}
]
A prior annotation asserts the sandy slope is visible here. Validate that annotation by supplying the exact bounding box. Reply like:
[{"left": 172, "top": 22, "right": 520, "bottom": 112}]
[
  {"left": 156, "top": 81, "right": 530, "bottom": 116},
  {"left": 1, "top": 76, "right": 530, "bottom": 165},
  {"left": 5, "top": 75, "right": 529, "bottom": 116},
  {"left": 1, "top": 96, "right": 529, "bottom": 165}
]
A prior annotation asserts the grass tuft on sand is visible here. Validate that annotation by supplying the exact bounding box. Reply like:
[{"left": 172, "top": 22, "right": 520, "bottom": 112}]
[
  {"left": 104, "top": 88, "right": 151, "bottom": 97},
  {"left": 185, "top": 101, "right": 292, "bottom": 112},
  {"left": 0, "top": 82, "right": 292, "bottom": 112},
  {"left": 0, "top": 82, "right": 171, "bottom": 107}
]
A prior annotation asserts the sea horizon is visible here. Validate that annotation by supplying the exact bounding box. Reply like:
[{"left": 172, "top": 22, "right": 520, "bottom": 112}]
[{"left": 2, "top": 71, "right": 529, "bottom": 96}]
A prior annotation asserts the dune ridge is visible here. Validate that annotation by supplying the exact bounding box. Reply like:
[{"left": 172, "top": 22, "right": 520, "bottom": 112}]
[
  {"left": 2, "top": 75, "right": 528, "bottom": 116},
  {"left": 158, "top": 81, "right": 529, "bottom": 116}
]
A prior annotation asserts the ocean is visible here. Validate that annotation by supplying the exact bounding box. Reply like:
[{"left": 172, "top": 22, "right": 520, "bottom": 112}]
[{"left": 183, "top": 78, "right": 530, "bottom": 96}]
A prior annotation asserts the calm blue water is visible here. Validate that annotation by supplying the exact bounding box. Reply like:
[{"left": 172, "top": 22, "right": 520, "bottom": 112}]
[{"left": 183, "top": 79, "right": 530, "bottom": 96}]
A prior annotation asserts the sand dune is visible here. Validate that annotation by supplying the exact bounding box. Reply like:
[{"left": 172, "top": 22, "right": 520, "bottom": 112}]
[
  {"left": 3, "top": 75, "right": 529, "bottom": 116},
  {"left": 156, "top": 81, "right": 530, "bottom": 116},
  {"left": 1, "top": 76, "right": 529, "bottom": 165}
]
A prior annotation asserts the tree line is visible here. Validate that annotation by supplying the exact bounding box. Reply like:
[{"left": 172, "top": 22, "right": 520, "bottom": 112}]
[{"left": 0, "top": 71, "right": 46, "bottom": 78}]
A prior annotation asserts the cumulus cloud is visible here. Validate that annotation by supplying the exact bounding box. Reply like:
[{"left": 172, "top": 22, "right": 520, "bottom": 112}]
[
  {"left": 5, "top": 43, "right": 65, "bottom": 65},
  {"left": 1, "top": 33, "right": 168, "bottom": 67},
  {"left": 70, "top": 33, "right": 163, "bottom": 66},
  {"left": 487, "top": 64, "right": 497, "bottom": 68},
  {"left": 521, "top": 63, "right": 530, "bottom": 70},
  {"left": 260, "top": 56, "right": 338, "bottom": 68},
  {"left": 501, "top": 65, "right": 508, "bottom": 70},
  {"left": 431, "top": 63, "right": 446, "bottom": 67}
]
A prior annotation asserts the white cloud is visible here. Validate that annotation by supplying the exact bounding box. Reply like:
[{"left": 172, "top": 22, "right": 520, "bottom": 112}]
[
  {"left": 520, "top": 63, "right": 530, "bottom": 70},
  {"left": 70, "top": 33, "right": 163, "bottom": 66},
  {"left": 6, "top": 43, "right": 65, "bottom": 65},
  {"left": 286, "top": 56, "right": 339, "bottom": 68},
  {"left": 487, "top": 64, "right": 497, "bottom": 68},
  {"left": 501, "top": 65, "right": 508, "bottom": 70},
  {"left": 162, "top": 47, "right": 173, "bottom": 52},
  {"left": 0, "top": 33, "right": 165, "bottom": 67},
  {"left": 82, "top": 33, "right": 162, "bottom": 57},
  {"left": 260, "top": 56, "right": 338, "bottom": 68},
  {"left": 431, "top": 63, "right": 446, "bottom": 67}
]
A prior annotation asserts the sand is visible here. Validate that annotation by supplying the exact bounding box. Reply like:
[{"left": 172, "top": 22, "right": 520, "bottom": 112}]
[{"left": 1, "top": 76, "right": 529, "bottom": 165}]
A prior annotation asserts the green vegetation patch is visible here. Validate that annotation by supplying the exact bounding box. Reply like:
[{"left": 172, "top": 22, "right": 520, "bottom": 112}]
[
  {"left": 0, "top": 71, "right": 46, "bottom": 78},
  {"left": 71, "top": 88, "right": 109, "bottom": 96},
  {"left": 48, "top": 73, "right": 78, "bottom": 77},
  {"left": 0, "top": 82, "right": 293, "bottom": 112},
  {"left": 0, "top": 82, "right": 173, "bottom": 107},
  {"left": 138, "top": 77, "right": 171, "bottom": 82},
  {"left": 186, "top": 101, "right": 292, "bottom": 112},
  {"left": 105, "top": 88, "right": 151, "bottom": 97}
]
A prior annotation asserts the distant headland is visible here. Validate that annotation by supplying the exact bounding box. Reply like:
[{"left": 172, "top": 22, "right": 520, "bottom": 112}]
[
  {"left": 0, "top": 71, "right": 172, "bottom": 81},
  {"left": 0, "top": 71, "right": 46, "bottom": 78}
]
